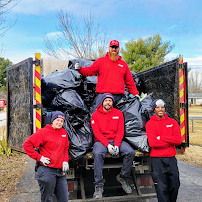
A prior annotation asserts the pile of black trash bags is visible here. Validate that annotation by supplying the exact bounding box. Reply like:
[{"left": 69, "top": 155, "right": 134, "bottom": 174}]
[{"left": 41, "top": 59, "right": 154, "bottom": 161}]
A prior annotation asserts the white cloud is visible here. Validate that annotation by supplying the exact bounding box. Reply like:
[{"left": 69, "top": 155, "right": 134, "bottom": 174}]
[
  {"left": 184, "top": 56, "right": 202, "bottom": 69},
  {"left": 45, "top": 31, "right": 62, "bottom": 38},
  {"left": 184, "top": 56, "right": 202, "bottom": 65},
  {"left": 165, "top": 53, "right": 179, "bottom": 60},
  {"left": 121, "top": 40, "right": 128, "bottom": 43},
  {"left": 121, "top": 35, "right": 153, "bottom": 45},
  {"left": 165, "top": 53, "right": 202, "bottom": 69},
  {"left": 4, "top": 49, "right": 49, "bottom": 64}
]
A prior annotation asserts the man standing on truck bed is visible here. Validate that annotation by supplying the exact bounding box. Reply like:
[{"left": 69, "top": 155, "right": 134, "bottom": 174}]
[
  {"left": 74, "top": 40, "right": 139, "bottom": 107},
  {"left": 91, "top": 93, "right": 136, "bottom": 199},
  {"left": 146, "top": 99, "right": 182, "bottom": 202}
]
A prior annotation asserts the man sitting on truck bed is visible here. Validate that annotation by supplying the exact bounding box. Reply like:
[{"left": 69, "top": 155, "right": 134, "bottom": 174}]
[
  {"left": 146, "top": 99, "right": 182, "bottom": 202},
  {"left": 74, "top": 40, "right": 139, "bottom": 108},
  {"left": 91, "top": 93, "right": 136, "bottom": 199}
]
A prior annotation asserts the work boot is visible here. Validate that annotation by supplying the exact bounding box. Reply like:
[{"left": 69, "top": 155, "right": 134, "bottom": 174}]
[
  {"left": 116, "top": 174, "right": 132, "bottom": 193},
  {"left": 93, "top": 185, "right": 103, "bottom": 199}
]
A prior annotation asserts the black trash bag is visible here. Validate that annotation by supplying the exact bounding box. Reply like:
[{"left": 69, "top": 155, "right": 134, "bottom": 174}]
[
  {"left": 41, "top": 109, "right": 93, "bottom": 160},
  {"left": 41, "top": 69, "right": 82, "bottom": 105},
  {"left": 89, "top": 96, "right": 97, "bottom": 116},
  {"left": 116, "top": 96, "right": 146, "bottom": 136},
  {"left": 125, "top": 134, "right": 150, "bottom": 153},
  {"left": 86, "top": 75, "right": 97, "bottom": 84},
  {"left": 42, "top": 105, "right": 56, "bottom": 114},
  {"left": 140, "top": 93, "right": 173, "bottom": 118},
  {"left": 141, "top": 93, "right": 154, "bottom": 119},
  {"left": 130, "top": 70, "right": 146, "bottom": 95},
  {"left": 74, "top": 120, "right": 93, "bottom": 152},
  {"left": 67, "top": 59, "right": 97, "bottom": 109},
  {"left": 63, "top": 117, "right": 87, "bottom": 161},
  {"left": 68, "top": 59, "right": 94, "bottom": 69},
  {"left": 116, "top": 96, "right": 150, "bottom": 152},
  {"left": 131, "top": 71, "right": 146, "bottom": 95},
  {"left": 51, "top": 89, "right": 89, "bottom": 113},
  {"left": 123, "top": 71, "right": 141, "bottom": 99},
  {"left": 42, "top": 111, "right": 55, "bottom": 128},
  {"left": 80, "top": 76, "right": 97, "bottom": 109},
  {"left": 65, "top": 111, "right": 91, "bottom": 128}
]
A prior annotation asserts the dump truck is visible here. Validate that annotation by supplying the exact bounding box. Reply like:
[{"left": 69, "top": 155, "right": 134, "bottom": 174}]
[{"left": 7, "top": 54, "right": 189, "bottom": 201}]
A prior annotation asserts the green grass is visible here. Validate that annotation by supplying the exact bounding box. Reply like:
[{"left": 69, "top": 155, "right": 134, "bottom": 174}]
[
  {"left": 0, "top": 125, "right": 6, "bottom": 141},
  {"left": 176, "top": 145, "right": 202, "bottom": 168},
  {"left": 189, "top": 106, "right": 202, "bottom": 112},
  {"left": 189, "top": 120, "right": 202, "bottom": 146},
  {"left": 176, "top": 106, "right": 202, "bottom": 167},
  {"left": 188, "top": 106, "right": 202, "bottom": 147}
]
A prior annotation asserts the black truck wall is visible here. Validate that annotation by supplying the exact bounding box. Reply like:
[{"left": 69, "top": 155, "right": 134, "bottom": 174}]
[
  {"left": 7, "top": 58, "right": 34, "bottom": 152},
  {"left": 136, "top": 59, "right": 180, "bottom": 123}
]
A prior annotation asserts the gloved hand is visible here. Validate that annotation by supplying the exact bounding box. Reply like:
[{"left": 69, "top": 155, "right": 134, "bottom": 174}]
[
  {"left": 107, "top": 144, "right": 115, "bottom": 155},
  {"left": 75, "top": 63, "right": 81, "bottom": 70},
  {"left": 62, "top": 161, "right": 69, "bottom": 172},
  {"left": 40, "top": 156, "right": 51, "bottom": 166},
  {"left": 135, "top": 95, "right": 140, "bottom": 99},
  {"left": 129, "top": 94, "right": 140, "bottom": 99},
  {"left": 113, "top": 146, "right": 119, "bottom": 156}
]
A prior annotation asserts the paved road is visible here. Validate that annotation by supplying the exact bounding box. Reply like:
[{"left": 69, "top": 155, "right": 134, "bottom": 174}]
[
  {"left": 10, "top": 157, "right": 202, "bottom": 202},
  {"left": 0, "top": 111, "right": 6, "bottom": 126},
  {"left": 177, "top": 161, "right": 202, "bottom": 202},
  {"left": 189, "top": 115, "right": 202, "bottom": 120},
  {"left": 145, "top": 160, "right": 202, "bottom": 202}
]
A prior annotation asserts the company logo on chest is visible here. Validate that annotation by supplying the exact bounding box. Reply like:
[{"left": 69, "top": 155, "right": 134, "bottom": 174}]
[
  {"left": 112, "top": 116, "right": 119, "bottom": 119},
  {"left": 166, "top": 124, "right": 173, "bottom": 128}
]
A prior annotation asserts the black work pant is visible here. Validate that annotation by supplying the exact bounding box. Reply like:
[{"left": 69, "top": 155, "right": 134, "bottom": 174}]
[
  {"left": 93, "top": 140, "right": 135, "bottom": 187},
  {"left": 35, "top": 166, "right": 68, "bottom": 202},
  {"left": 151, "top": 157, "right": 180, "bottom": 202}
]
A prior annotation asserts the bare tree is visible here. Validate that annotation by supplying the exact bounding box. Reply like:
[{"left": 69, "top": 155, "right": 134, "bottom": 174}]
[
  {"left": 0, "top": 0, "right": 18, "bottom": 36},
  {"left": 0, "top": 0, "right": 19, "bottom": 54},
  {"left": 43, "top": 10, "right": 109, "bottom": 60},
  {"left": 188, "top": 69, "right": 202, "bottom": 93}
]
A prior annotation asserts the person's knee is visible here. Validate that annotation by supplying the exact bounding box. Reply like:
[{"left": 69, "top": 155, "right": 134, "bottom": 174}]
[
  {"left": 127, "top": 148, "right": 135, "bottom": 157},
  {"left": 170, "top": 176, "right": 180, "bottom": 190},
  {"left": 93, "top": 150, "right": 105, "bottom": 159},
  {"left": 131, "top": 149, "right": 136, "bottom": 156},
  {"left": 93, "top": 143, "right": 107, "bottom": 158}
]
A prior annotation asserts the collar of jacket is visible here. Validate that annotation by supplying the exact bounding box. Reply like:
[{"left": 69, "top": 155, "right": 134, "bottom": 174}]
[
  {"left": 45, "top": 124, "right": 63, "bottom": 131},
  {"left": 150, "top": 113, "right": 168, "bottom": 121}
]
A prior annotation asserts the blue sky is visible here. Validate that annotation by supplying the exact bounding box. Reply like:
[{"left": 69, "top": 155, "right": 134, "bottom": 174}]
[{"left": 2, "top": 0, "right": 202, "bottom": 69}]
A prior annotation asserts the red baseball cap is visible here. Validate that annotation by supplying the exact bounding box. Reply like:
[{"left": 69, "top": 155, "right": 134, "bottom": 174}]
[{"left": 109, "top": 40, "right": 119, "bottom": 47}]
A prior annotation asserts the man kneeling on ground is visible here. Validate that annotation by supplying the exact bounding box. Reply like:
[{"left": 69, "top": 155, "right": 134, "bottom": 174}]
[{"left": 91, "top": 93, "right": 136, "bottom": 199}]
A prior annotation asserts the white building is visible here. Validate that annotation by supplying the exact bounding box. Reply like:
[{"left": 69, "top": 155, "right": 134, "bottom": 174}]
[{"left": 188, "top": 93, "right": 202, "bottom": 106}]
